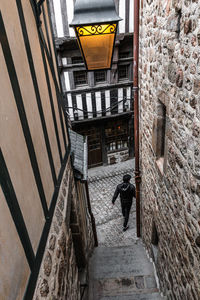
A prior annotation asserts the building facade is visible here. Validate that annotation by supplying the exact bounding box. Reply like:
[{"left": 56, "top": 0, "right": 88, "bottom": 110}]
[
  {"left": 140, "top": 0, "right": 200, "bottom": 299},
  {"left": 0, "top": 1, "right": 95, "bottom": 299},
  {"left": 50, "top": 0, "right": 134, "bottom": 167}
]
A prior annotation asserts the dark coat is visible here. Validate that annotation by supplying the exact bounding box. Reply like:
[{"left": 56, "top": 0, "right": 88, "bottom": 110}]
[{"left": 112, "top": 182, "right": 136, "bottom": 204}]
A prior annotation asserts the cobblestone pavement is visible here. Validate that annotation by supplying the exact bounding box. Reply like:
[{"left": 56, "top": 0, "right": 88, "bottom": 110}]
[
  {"left": 88, "top": 159, "right": 137, "bottom": 247},
  {"left": 88, "top": 159, "right": 164, "bottom": 299}
]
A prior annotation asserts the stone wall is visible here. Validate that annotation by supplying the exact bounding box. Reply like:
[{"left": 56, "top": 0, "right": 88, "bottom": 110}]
[
  {"left": 139, "top": 0, "right": 200, "bottom": 299},
  {"left": 33, "top": 160, "right": 94, "bottom": 299},
  {"left": 107, "top": 149, "right": 129, "bottom": 165}
]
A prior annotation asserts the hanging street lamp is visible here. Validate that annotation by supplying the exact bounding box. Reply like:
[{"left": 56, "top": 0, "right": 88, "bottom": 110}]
[{"left": 70, "top": 0, "right": 122, "bottom": 71}]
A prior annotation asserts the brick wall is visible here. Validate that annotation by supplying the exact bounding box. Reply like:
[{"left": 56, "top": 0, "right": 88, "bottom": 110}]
[{"left": 140, "top": 0, "right": 200, "bottom": 299}]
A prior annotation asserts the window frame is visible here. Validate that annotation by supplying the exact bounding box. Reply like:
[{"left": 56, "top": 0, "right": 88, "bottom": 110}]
[
  {"left": 118, "top": 64, "right": 129, "bottom": 81},
  {"left": 105, "top": 121, "right": 129, "bottom": 153},
  {"left": 94, "top": 70, "right": 107, "bottom": 84},
  {"left": 71, "top": 56, "right": 84, "bottom": 65},
  {"left": 73, "top": 70, "right": 88, "bottom": 87},
  {"left": 152, "top": 99, "right": 168, "bottom": 176},
  {"left": 119, "top": 51, "right": 130, "bottom": 59}
]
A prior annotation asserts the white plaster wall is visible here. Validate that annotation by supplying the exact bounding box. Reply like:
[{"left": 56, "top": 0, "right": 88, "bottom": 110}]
[
  {"left": 119, "top": 0, "right": 126, "bottom": 33},
  {"left": 76, "top": 94, "right": 84, "bottom": 119},
  {"left": 118, "top": 88, "right": 123, "bottom": 113},
  {"left": 105, "top": 90, "right": 111, "bottom": 115},
  {"left": 64, "top": 71, "right": 71, "bottom": 91},
  {"left": 52, "top": 0, "right": 64, "bottom": 37},
  {"left": 67, "top": 0, "right": 75, "bottom": 37},
  {"left": 129, "top": 0, "right": 134, "bottom": 32},
  {"left": 67, "top": 93, "right": 74, "bottom": 120},
  {"left": 86, "top": 93, "right": 93, "bottom": 118},
  {"left": 95, "top": 91, "right": 102, "bottom": 117}
]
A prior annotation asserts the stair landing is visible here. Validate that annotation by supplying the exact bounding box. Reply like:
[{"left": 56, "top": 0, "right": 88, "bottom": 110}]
[{"left": 89, "top": 240, "right": 163, "bottom": 300}]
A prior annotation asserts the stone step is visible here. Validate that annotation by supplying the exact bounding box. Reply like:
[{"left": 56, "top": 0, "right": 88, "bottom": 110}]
[
  {"left": 97, "top": 292, "right": 163, "bottom": 300},
  {"left": 90, "top": 242, "right": 155, "bottom": 279},
  {"left": 89, "top": 242, "right": 164, "bottom": 300},
  {"left": 92, "top": 276, "right": 160, "bottom": 296},
  {"left": 92, "top": 276, "right": 159, "bottom": 293}
]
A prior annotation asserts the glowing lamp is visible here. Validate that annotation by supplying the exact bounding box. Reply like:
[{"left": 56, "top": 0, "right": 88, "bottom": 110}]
[{"left": 70, "top": 0, "right": 122, "bottom": 70}]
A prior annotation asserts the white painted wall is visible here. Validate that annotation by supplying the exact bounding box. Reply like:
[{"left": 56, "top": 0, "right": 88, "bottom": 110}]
[
  {"left": 129, "top": 0, "right": 134, "bottom": 33},
  {"left": 67, "top": 0, "right": 75, "bottom": 37},
  {"left": 127, "top": 86, "right": 131, "bottom": 110},
  {"left": 64, "top": 71, "right": 71, "bottom": 91},
  {"left": 119, "top": 0, "right": 126, "bottom": 33},
  {"left": 95, "top": 92, "right": 102, "bottom": 117},
  {"left": 62, "top": 57, "right": 67, "bottom": 65},
  {"left": 67, "top": 93, "right": 74, "bottom": 120},
  {"left": 76, "top": 94, "right": 84, "bottom": 119},
  {"left": 86, "top": 93, "right": 93, "bottom": 118},
  {"left": 118, "top": 88, "right": 123, "bottom": 113},
  {"left": 105, "top": 90, "right": 111, "bottom": 115},
  {"left": 52, "top": 0, "right": 64, "bottom": 37}
]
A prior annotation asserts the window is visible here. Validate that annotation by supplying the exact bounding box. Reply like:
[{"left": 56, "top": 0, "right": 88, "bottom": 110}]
[
  {"left": 105, "top": 121, "right": 128, "bottom": 152},
  {"left": 153, "top": 101, "right": 167, "bottom": 175},
  {"left": 151, "top": 220, "right": 159, "bottom": 263},
  {"left": 118, "top": 65, "right": 129, "bottom": 80},
  {"left": 94, "top": 71, "right": 106, "bottom": 84},
  {"left": 119, "top": 51, "right": 130, "bottom": 59},
  {"left": 74, "top": 71, "right": 87, "bottom": 86},
  {"left": 72, "top": 57, "right": 83, "bottom": 64}
]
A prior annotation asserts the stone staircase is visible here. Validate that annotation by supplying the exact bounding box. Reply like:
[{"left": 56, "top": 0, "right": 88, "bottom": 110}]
[{"left": 89, "top": 240, "right": 164, "bottom": 300}]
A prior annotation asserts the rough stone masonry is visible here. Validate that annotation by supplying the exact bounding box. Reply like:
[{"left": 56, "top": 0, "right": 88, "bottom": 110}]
[
  {"left": 140, "top": 0, "right": 200, "bottom": 299},
  {"left": 33, "top": 162, "right": 80, "bottom": 300},
  {"left": 33, "top": 159, "right": 95, "bottom": 300}
]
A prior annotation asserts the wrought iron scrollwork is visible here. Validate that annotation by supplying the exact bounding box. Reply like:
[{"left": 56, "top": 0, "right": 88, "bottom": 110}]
[{"left": 76, "top": 23, "right": 117, "bottom": 36}]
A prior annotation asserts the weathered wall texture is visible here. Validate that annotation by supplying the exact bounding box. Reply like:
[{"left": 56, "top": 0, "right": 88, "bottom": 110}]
[
  {"left": 33, "top": 162, "right": 78, "bottom": 300},
  {"left": 0, "top": 0, "right": 94, "bottom": 299},
  {"left": 140, "top": 0, "right": 200, "bottom": 299},
  {"left": 33, "top": 161, "right": 94, "bottom": 300},
  {"left": 0, "top": 0, "right": 67, "bottom": 297},
  {"left": 107, "top": 149, "right": 129, "bottom": 165}
]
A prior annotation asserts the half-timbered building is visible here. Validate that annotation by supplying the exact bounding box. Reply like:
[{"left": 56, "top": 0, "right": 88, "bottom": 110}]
[
  {"left": 0, "top": 1, "right": 95, "bottom": 299},
  {"left": 50, "top": 0, "right": 134, "bottom": 167}
]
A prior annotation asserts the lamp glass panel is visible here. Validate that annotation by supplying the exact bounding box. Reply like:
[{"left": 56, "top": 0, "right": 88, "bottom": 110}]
[
  {"left": 79, "top": 34, "right": 115, "bottom": 70},
  {"left": 75, "top": 24, "right": 117, "bottom": 70}
]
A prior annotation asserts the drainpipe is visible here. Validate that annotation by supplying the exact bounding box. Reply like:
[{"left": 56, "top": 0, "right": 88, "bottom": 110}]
[{"left": 133, "top": 0, "right": 141, "bottom": 237}]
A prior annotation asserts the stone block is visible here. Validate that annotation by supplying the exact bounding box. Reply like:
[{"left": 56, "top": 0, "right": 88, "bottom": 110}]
[
  {"left": 40, "top": 279, "right": 49, "bottom": 297},
  {"left": 168, "top": 62, "right": 176, "bottom": 83},
  {"left": 135, "top": 276, "right": 145, "bottom": 289},
  {"left": 184, "top": 20, "right": 192, "bottom": 34},
  {"left": 166, "top": 14, "right": 179, "bottom": 32},
  {"left": 176, "top": 69, "right": 183, "bottom": 87},
  {"left": 145, "top": 276, "right": 157, "bottom": 289},
  {"left": 49, "top": 235, "right": 56, "bottom": 251},
  {"left": 194, "top": 80, "right": 200, "bottom": 94},
  {"left": 43, "top": 252, "right": 52, "bottom": 277}
]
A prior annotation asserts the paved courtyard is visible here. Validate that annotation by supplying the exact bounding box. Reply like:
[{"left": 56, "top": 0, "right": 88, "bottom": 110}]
[{"left": 88, "top": 159, "right": 137, "bottom": 247}]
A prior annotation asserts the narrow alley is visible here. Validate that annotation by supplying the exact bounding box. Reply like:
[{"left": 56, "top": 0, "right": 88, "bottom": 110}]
[
  {"left": 1, "top": 0, "right": 200, "bottom": 299},
  {"left": 88, "top": 159, "right": 163, "bottom": 300}
]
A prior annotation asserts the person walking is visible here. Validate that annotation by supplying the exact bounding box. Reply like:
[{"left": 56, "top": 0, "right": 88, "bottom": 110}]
[{"left": 112, "top": 174, "right": 136, "bottom": 231}]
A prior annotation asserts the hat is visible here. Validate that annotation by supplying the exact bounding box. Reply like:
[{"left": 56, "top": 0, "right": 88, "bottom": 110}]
[{"left": 123, "top": 174, "right": 131, "bottom": 182}]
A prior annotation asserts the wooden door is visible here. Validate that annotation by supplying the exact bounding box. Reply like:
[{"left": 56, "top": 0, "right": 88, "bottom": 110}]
[{"left": 87, "top": 128, "right": 102, "bottom": 168}]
